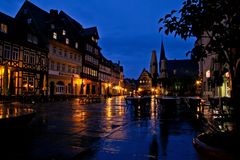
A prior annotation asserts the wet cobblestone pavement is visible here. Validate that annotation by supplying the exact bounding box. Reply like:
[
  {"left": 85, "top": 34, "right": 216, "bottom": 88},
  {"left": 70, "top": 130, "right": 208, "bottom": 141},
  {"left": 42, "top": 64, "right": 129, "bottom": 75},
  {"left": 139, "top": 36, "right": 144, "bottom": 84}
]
[{"left": 0, "top": 96, "right": 202, "bottom": 160}]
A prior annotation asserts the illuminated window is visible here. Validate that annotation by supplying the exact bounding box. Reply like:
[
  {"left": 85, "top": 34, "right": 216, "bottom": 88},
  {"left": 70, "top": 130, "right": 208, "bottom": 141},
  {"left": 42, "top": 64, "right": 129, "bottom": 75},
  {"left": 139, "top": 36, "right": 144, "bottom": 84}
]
[
  {"left": 206, "top": 70, "right": 211, "bottom": 78},
  {"left": 53, "top": 32, "right": 57, "bottom": 39},
  {"left": 75, "top": 42, "right": 78, "bottom": 49},
  {"left": 62, "top": 30, "right": 66, "bottom": 35},
  {"left": 0, "top": 23, "right": 7, "bottom": 33},
  {"left": 66, "top": 38, "right": 69, "bottom": 44}
]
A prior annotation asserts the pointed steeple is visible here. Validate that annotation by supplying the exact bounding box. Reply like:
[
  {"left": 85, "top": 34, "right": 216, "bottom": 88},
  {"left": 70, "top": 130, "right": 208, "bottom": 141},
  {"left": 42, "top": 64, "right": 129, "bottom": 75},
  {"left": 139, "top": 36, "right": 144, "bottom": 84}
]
[
  {"left": 150, "top": 50, "right": 158, "bottom": 78},
  {"left": 159, "top": 41, "right": 168, "bottom": 78},
  {"left": 160, "top": 41, "right": 167, "bottom": 61}
]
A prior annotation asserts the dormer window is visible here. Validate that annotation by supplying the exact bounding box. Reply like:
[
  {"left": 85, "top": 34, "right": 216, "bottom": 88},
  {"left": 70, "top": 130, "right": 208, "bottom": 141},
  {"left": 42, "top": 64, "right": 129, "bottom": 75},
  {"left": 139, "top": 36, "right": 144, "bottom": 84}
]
[
  {"left": 62, "top": 30, "right": 66, "bottom": 35},
  {"left": 0, "top": 23, "right": 7, "bottom": 33},
  {"left": 53, "top": 32, "right": 57, "bottom": 39},
  {"left": 27, "top": 34, "right": 38, "bottom": 44},
  {"left": 75, "top": 42, "right": 78, "bottom": 49},
  {"left": 66, "top": 38, "right": 69, "bottom": 44},
  {"left": 27, "top": 18, "right": 32, "bottom": 24}
]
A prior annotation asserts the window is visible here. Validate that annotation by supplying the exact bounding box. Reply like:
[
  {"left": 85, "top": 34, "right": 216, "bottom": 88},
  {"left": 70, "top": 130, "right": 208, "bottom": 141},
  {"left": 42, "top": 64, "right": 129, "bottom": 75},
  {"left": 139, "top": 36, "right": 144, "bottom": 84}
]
[
  {"left": 59, "top": 49, "right": 62, "bottom": 56},
  {"left": 27, "top": 34, "right": 38, "bottom": 44},
  {"left": 23, "top": 50, "right": 29, "bottom": 63},
  {"left": 27, "top": 18, "right": 32, "bottom": 24},
  {"left": 66, "top": 38, "right": 69, "bottom": 44},
  {"left": 64, "top": 51, "right": 67, "bottom": 57},
  {"left": 41, "top": 57, "right": 45, "bottom": 66},
  {"left": 3, "top": 44, "right": 11, "bottom": 59},
  {"left": 12, "top": 47, "right": 19, "bottom": 60},
  {"left": 50, "top": 61, "right": 54, "bottom": 70},
  {"left": 68, "top": 65, "right": 71, "bottom": 73},
  {"left": 0, "top": 23, "right": 7, "bottom": 33},
  {"left": 56, "top": 63, "right": 60, "bottom": 71},
  {"left": 62, "top": 64, "right": 65, "bottom": 72},
  {"left": 86, "top": 44, "right": 93, "bottom": 52},
  {"left": 94, "top": 48, "right": 99, "bottom": 55},
  {"left": 53, "top": 32, "right": 57, "bottom": 39},
  {"left": 62, "top": 30, "right": 66, "bottom": 35},
  {"left": 29, "top": 54, "right": 35, "bottom": 64},
  {"left": 24, "top": 8, "right": 28, "bottom": 14},
  {"left": 70, "top": 53, "right": 73, "bottom": 59},
  {"left": 74, "top": 54, "right": 77, "bottom": 60},
  {"left": 75, "top": 42, "right": 78, "bottom": 49}
]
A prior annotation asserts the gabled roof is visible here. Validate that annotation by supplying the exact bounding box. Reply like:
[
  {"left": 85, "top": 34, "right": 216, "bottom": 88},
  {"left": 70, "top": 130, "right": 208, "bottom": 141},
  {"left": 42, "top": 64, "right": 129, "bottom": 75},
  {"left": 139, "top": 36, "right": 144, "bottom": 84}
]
[
  {"left": 82, "top": 27, "right": 99, "bottom": 39},
  {"left": 0, "top": 12, "right": 16, "bottom": 38},
  {"left": 59, "top": 11, "right": 83, "bottom": 34},
  {"left": 0, "top": 11, "right": 14, "bottom": 23},
  {"left": 16, "top": 0, "right": 49, "bottom": 32},
  {"left": 138, "top": 68, "right": 152, "bottom": 80},
  {"left": 160, "top": 41, "right": 167, "bottom": 61}
]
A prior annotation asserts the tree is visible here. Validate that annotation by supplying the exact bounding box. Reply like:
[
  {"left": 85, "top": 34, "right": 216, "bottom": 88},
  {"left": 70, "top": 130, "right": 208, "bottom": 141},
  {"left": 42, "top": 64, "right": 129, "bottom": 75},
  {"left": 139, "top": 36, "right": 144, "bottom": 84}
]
[{"left": 159, "top": 0, "right": 240, "bottom": 133}]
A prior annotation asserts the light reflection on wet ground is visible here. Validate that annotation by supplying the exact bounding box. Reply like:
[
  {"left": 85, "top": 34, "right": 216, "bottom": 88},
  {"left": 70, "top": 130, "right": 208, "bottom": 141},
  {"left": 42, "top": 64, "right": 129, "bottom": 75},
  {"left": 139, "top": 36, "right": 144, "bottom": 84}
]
[{"left": 0, "top": 96, "right": 202, "bottom": 159}]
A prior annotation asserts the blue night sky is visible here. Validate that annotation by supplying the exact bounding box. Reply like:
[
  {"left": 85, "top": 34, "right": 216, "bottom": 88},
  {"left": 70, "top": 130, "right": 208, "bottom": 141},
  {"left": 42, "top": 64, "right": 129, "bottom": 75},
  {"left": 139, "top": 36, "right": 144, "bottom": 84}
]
[{"left": 0, "top": 0, "right": 195, "bottom": 79}]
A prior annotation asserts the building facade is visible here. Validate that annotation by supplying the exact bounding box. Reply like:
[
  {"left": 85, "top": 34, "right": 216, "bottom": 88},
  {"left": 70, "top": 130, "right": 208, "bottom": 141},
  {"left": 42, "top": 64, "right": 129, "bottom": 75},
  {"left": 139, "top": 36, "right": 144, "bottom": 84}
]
[
  {"left": 0, "top": 1, "right": 124, "bottom": 99},
  {"left": 0, "top": 11, "right": 48, "bottom": 98},
  {"left": 136, "top": 41, "right": 199, "bottom": 96}
]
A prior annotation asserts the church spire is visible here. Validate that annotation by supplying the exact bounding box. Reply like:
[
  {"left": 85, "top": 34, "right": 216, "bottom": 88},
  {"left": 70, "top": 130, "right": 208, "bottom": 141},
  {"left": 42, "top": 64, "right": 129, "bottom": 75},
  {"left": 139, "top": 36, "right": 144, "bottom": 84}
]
[
  {"left": 159, "top": 41, "right": 168, "bottom": 78},
  {"left": 160, "top": 41, "right": 167, "bottom": 61},
  {"left": 150, "top": 50, "right": 158, "bottom": 78}
]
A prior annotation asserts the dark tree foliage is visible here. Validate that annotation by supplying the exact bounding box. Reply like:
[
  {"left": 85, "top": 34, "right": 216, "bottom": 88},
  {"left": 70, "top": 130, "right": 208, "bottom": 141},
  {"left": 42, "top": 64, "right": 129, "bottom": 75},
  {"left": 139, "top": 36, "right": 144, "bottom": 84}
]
[
  {"left": 159, "top": 0, "right": 240, "bottom": 96},
  {"left": 159, "top": 0, "right": 240, "bottom": 133}
]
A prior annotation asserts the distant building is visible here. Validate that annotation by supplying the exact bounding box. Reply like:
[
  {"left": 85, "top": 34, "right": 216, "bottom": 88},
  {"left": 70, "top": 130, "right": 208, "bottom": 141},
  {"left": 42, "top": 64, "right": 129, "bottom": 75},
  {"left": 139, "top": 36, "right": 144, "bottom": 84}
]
[
  {"left": 136, "top": 41, "right": 199, "bottom": 96},
  {"left": 150, "top": 50, "right": 158, "bottom": 87},
  {"left": 158, "top": 41, "right": 199, "bottom": 96},
  {"left": 138, "top": 68, "right": 152, "bottom": 96}
]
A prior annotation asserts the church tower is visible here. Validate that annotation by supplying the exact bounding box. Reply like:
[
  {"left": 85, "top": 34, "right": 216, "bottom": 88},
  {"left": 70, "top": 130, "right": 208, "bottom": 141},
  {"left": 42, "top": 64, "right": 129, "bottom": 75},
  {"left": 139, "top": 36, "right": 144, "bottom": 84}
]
[
  {"left": 159, "top": 41, "right": 168, "bottom": 78},
  {"left": 150, "top": 50, "right": 158, "bottom": 87},
  {"left": 150, "top": 50, "right": 158, "bottom": 78}
]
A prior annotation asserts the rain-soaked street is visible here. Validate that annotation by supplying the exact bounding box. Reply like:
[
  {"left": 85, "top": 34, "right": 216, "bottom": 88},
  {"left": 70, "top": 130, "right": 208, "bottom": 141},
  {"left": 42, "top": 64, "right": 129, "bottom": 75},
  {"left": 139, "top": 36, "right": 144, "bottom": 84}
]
[{"left": 0, "top": 96, "right": 203, "bottom": 160}]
